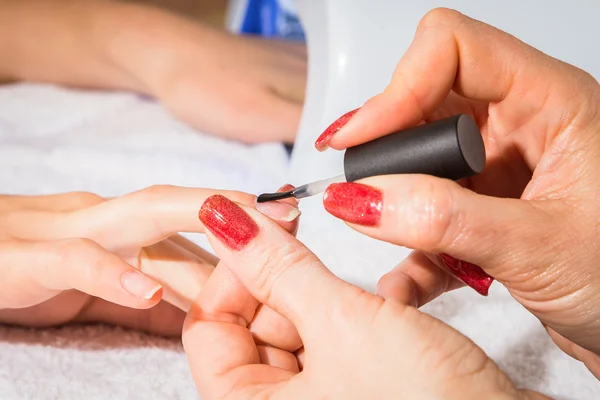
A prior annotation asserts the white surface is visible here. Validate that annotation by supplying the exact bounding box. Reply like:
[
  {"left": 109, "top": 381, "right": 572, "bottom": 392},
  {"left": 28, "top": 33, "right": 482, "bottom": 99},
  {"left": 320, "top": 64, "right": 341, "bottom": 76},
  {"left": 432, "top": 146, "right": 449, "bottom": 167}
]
[
  {"left": 0, "top": 83, "right": 598, "bottom": 399},
  {"left": 0, "top": 84, "right": 288, "bottom": 197}
]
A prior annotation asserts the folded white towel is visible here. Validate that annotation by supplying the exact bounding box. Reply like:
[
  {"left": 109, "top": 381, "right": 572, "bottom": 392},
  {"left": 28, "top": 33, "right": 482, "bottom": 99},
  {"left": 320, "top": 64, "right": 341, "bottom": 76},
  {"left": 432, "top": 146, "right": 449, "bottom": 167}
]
[
  {"left": 0, "top": 83, "right": 597, "bottom": 399},
  {"left": 0, "top": 83, "right": 289, "bottom": 197}
]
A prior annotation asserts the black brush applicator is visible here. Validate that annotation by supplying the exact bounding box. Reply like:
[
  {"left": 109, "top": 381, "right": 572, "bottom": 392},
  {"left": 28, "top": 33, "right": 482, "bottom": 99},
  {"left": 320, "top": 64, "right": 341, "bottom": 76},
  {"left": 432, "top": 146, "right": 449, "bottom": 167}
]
[{"left": 257, "top": 114, "right": 486, "bottom": 203}]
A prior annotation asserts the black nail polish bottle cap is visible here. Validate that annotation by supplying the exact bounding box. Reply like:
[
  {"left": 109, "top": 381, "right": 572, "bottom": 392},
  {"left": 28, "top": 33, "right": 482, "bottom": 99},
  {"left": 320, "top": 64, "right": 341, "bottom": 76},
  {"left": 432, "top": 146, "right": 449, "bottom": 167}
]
[{"left": 343, "top": 114, "right": 486, "bottom": 182}]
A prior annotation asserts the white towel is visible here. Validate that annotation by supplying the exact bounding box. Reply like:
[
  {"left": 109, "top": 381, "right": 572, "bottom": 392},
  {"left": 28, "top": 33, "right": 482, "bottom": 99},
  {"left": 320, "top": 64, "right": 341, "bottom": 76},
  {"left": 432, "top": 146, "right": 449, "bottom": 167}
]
[{"left": 0, "top": 83, "right": 597, "bottom": 399}]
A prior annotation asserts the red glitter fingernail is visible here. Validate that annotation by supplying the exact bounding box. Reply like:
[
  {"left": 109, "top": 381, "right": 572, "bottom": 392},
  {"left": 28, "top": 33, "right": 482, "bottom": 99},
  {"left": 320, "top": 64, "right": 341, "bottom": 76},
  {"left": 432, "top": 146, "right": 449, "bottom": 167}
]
[
  {"left": 323, "top": 182, "right": 382, "bottom": 226},
  {"left": 199, "top": 195, "right": 259, "bottom": 251},
  {"left": 439, "top": 254, "right": 493, "bottom": 296},
  {"left": 314, "top": 108, "right": 360, "bottom": 151}
]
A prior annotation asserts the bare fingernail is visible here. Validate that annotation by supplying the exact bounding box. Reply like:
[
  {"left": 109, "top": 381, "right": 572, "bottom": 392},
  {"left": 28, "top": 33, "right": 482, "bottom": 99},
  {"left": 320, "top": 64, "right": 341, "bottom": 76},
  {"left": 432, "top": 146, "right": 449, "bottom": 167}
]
[
  {"left": 277, "top": 183, "right": 296, "bottom": 193},
  {"left": 254, "top": 184, "right": 301, "bottom": 221},
  {"left": 255, "top": 199, "right": 301, "bottom": 222},
  {"left": 276, "top": 183, "right": 299, "bottom": 206},
  {"left": 121, "top": 271, "right": 162, "bottom": 300}
]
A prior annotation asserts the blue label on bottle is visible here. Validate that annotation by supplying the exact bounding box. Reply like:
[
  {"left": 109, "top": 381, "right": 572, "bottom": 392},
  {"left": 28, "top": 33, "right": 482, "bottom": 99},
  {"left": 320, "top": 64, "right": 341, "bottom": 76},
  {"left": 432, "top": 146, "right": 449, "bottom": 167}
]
[{"left": 239, "top": 0, "right": 305, "bottom": 41}]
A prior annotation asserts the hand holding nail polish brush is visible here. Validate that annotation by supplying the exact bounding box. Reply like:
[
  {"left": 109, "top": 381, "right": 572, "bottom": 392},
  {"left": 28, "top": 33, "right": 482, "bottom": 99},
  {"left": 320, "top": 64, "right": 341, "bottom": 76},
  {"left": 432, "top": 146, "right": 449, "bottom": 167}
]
[
  {"left": 258, "top": 113, "right": 494, "bottom": 296},
  {"left": 257, "top": 114, "right": 486, "bottom": 203}
]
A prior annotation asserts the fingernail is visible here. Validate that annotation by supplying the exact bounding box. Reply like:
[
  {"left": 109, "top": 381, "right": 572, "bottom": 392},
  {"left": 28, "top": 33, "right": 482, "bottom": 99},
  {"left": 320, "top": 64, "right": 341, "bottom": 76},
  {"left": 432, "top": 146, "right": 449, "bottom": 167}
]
[
  {"left": 439, "top": 254, "right": 494, "bottom": 296},
  {"left": 277, "top": 183, "right": 296, "bottom": 193},
  {"left": 255, "top": 184, "right": 301, "bottom": 221},
  {"left": 314, "top": 108, "right": 360, "bottom": 151},
  {"left": 255, "top": 200, "right": 301, "bottom": 222},
  {"left": 199, "top": 195, "right": 259, "bottom": 251},
  {"left": 323, "top": 182, "right": 382, "bottom": 226},
  {"left": 121, "top": 271, "right": 162, "bottom": 300},
  {"left": 277, "top": 183, "right": 299, "bottom": 206}
]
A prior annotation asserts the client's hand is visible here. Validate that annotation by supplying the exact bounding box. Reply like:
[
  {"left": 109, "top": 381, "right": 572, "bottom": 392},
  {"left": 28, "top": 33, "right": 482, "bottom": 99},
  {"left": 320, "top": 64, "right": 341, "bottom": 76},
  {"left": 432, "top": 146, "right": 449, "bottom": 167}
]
[
  {"left": 150, "top": 24, "right": 307, "bottom": 143},
  {"left": 0, "top": 186, "right": 300, "bottom": 336},
  {"left": 183, "top": 195, "right": 547, "bottom": 400}
]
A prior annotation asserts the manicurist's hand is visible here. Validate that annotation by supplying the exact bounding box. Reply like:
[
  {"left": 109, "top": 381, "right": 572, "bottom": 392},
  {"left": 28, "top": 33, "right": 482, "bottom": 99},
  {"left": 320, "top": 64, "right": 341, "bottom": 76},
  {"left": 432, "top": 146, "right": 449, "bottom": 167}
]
[
  {"left": 183, "top": 194, "right": 548, "bottom": 400},
  {"left": 0, "top": 185, "right": 300, "bottom": 337},
  {"left": 313, "top": 8, "right": 600, "bottom": 376}
]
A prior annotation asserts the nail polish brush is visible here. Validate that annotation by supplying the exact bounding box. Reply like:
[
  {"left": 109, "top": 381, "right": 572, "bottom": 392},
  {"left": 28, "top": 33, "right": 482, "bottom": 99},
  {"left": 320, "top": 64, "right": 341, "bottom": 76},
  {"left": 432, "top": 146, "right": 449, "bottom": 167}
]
[{"left": 257, "top": 114, "right": 486, "bottom": 203}]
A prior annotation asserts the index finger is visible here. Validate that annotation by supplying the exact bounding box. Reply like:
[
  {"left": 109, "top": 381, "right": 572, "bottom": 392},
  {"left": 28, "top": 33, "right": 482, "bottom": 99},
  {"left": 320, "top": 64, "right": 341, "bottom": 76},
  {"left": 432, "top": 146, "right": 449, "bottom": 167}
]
[
  {"left": 1, "top": 187, "right": 252, "bottom": 246},
  {"left": 328, "top": 8, "right": 595, "bottom": 150},
  {"left": 58, "top": 185, "right": 298, "bottom": 251}
]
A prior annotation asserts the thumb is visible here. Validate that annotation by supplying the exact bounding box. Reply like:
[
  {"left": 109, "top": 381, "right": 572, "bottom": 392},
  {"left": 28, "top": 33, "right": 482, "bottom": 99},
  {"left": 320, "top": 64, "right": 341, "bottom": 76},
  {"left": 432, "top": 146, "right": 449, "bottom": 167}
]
[
  {"left": 322, "top": 175, "right": 555, "bottom": 283},
  {"left": 197, "top": 194, "right": 361, "bottom": 338}
]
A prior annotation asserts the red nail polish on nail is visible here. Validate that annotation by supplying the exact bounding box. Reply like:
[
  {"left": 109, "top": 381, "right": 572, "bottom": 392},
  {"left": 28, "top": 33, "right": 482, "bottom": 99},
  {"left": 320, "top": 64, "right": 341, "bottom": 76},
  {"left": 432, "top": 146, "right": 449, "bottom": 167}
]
[
  {"left": 439, "top": 254, "right": 493, "bottom": 296},
  {"left": 323, "top": 182, "right": 382, "bottom": 226},
  {"left": 314, "top": 108, "right": 360, "bottom": 151},
  {"left": 199, "top": 195, "right": 259, "bottom": 251}
]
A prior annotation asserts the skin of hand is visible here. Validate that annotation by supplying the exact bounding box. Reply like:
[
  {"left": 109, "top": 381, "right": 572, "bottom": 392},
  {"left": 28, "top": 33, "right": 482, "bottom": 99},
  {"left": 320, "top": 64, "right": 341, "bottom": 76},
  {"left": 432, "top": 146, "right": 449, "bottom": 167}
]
[
  {"left": 0, "top": 186, "right": 300, "bottom": 339},
  {"left": 183, "top": 195, "right": 549, "bottom": 400},
  {"left": 0, "top": 0, "right": 306, "bottom": 143},
  {"left": 317, "top": 9, "right": 600, "bottom": 377}
]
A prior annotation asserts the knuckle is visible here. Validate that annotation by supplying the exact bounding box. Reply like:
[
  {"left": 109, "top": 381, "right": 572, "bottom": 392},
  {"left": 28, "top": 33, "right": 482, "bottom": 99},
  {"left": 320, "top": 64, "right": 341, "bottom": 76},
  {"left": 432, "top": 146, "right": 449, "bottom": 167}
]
[
  {"left": 56, "top": 237, "right": 98, "bottom": 255},
  {"left": 442, "top": 344, "right": 498, "bottom": 385},
  {"left": 54, "top": 238, "right": 103, "bottom": 269},
  {"left": 405, "top": 180, "right": 465, "bottom": 250},
  {"left": 133, "top": 185, "right": 176, "bottom": 203},
  {"left": 404, "top": 310, "right": 497, "bottom": 384},
  {"left": 121, "top": 185, "right": 179, "bottom": 238},
  {"left": 41, "top": 238, "right": 106, "bottom": 287},
  {"left": 252, "top": 242, "right": 316, "bottom": 304},
  {"left": 436, "top": 340, "right": 479, "bottom": 372},
  {"left": 69, "top": 192, "right": 104, "bottom": 207},
  {"left": 578, "top": 71, "right": 600, "bottom": 119},
  {"left": 418, "top": 7, "right": 463, "bottom": 31}
]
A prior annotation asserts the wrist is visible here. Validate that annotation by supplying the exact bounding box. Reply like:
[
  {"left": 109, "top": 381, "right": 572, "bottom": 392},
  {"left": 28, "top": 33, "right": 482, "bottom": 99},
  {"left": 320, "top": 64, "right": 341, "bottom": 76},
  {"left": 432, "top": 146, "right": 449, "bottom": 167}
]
[{"left": 101, "top": 1, "right": 213, "bottom": 98}]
